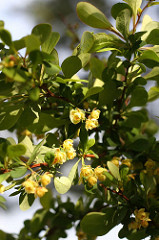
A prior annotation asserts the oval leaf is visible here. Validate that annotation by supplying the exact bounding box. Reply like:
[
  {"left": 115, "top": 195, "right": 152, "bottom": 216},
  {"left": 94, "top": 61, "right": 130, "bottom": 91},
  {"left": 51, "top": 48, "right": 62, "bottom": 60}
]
[
  {"left": 61, "top": 56, "right": 82, "bottom": 78},
  {"left": 54, "top": 176, "right": 71, "bottom": 194},
  {"left": 107, "top": 161, "right": 121, "bottom": 181},
  {"left": 76, "top": 2, "right": 112, "bottom": 29},
  {"left": 81, "top": 212, "right": 107, "bottom": 236}
]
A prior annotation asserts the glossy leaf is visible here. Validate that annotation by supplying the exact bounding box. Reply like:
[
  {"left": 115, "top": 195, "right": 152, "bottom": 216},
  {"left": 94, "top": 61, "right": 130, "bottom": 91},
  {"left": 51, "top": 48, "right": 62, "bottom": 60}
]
[
  {"left": 80, "top": 31, "right": 94, "bottom": 53},
  {"left": 0, "top": 29, "right": 12, "bottom": 46},
  {"left": 83, "top": 86, "right": 104, "bottom": 101},
  {"left": 61, "top": 56, "right": 82, "bottom": 78},
  {"left": 123, "top": 0, "right": 142, "bottom": 21},
  {"left": 7, "top": 144, "right": 26, "bottom": 158},
  {"left": 111, "top": 3, "right": 132, "bottom": 19},
  {"left": 116, "top": 8, "right": 131, "bottom": 39},
  {"left": 76, "top": 2, "right": 112, "bottom": 29},
  {"left": 146, "top": 29, "right": 159, "bottom": 45},
  {"left": 24, "top": 34, "right": 40, "bottom": 53},
  {"left": 19, "top": 193, "right": 35, "bottom": 211},
  {"left": 107, "top": 161, "right": 121, "bottom": 181}
]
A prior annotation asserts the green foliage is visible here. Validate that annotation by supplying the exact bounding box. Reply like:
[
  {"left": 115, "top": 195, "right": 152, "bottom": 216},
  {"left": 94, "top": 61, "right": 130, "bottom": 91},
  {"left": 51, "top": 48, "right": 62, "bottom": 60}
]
[{"left": 0, "top": 1, "right": 159, "bottom": 239}]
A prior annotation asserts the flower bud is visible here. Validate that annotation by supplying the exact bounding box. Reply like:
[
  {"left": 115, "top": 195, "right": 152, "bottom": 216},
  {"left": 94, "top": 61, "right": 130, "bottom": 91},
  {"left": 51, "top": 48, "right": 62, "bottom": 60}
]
[
  {"left": 70, "top": 108, "right": 85, "bottom": 124},
  {"left": 35, "top": 186, "right": 48, "bottom": 198},
  {"left": 128, "top": 221, "right": 139, "bottom": 230},
  {"left": 89, "top": 109, "right": 100, "bottom": 120},
  {"left": 53, "top": 149, "right": 67, "bottom": 165},
  {"left": 41, "top": 173, "right": 53, "bottom": 187},
  {"left": 85, "top": 118, "right": 98, "bottom": 131},
  {"left": 63, "top": 139, "right": 73, "bottom": 151},
  {"left": 88, "top": 176, "right": 97, "bottom": 186},
  {"left": 22, "top": 179, "right": 38, "bottom": 194},
  {"left": 94, "top": 166, "right": 107, "bottom": 181}
]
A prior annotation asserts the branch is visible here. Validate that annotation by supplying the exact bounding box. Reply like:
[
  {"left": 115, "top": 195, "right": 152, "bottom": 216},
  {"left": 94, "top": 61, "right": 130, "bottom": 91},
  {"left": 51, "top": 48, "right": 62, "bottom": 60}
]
[{"left": 100, "top": 184, "right": 129, "bottom": 202}]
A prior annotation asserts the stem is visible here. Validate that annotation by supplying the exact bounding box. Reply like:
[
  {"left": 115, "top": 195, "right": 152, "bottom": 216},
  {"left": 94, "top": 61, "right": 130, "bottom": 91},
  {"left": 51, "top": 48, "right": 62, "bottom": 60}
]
[
  {"left": 133, "top": 1, "right": 151, "bottom": 33},
  {"left": 110, "top": 27, "right": 125, "bottom": 41},
  {"left": 39, "top": 64, "right": 45, "bottom": 86},
  {"left": 100, "top": 184, "right": 129, "bottom": 202}
]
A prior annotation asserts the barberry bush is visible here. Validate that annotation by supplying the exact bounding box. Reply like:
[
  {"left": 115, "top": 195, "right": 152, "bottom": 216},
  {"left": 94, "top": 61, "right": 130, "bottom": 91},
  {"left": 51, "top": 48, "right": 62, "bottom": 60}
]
[{"left": 0, "top": 0, "right": 159, "bottom": 239}]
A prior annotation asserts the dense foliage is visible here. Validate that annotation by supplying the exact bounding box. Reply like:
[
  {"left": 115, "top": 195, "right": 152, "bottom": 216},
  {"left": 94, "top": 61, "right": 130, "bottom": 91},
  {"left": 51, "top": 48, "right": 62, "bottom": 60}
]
[{"left": 0, "top": 0, "right": 159, "bottom": 239}]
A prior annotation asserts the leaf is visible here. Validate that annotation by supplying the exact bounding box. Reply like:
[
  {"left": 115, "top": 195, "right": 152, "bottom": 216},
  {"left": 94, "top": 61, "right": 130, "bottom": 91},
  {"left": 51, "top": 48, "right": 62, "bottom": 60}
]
[
  {"left": 19, "top": 193, "right": 35, "bottom": 211},
  {"left": 83, "top": 86, "right": 104, "bottom": 101},
  {"left": 68, "top": 159, "right": 80, "bottom": 183},
  {"left": 0, "top": 29, "right": 12, "bottom": 46},
  {"left": 10, "top": 167, "right": 27, "bottom": 178},
  {"left": 107, "top": 161, "right": 121, "bottom": 181},
  {"left": 141, "top": 18, "right": 159, "bottom": 41},
  {"left": 81, "top": 212, "right": 107, "bottom": 236},
  {"left": 29, "top": 87, "right": 40, "bottom": 101},
  {"left": 0, "top": 172, "right": 10, "bottom": 184},
  {"left": 24, "top": 34, "right": 40, "bottom": 53},
  {"left": 123, "top": 0, "right": 142, "bottom": 21},
  {"left": 128, "top": 137, "right": 150, "bottom": 152},
  {"left": 111, "top": 3, "right": 132, "bottom": 19},
  {"left": 42, "top": 32, "right": 60, "bottom": 54},
  {"left": 116, "top": 8, "right": 131, "bottom": 39},
  {"left": 40, "top": 189, "right": 52, "bottom": 210},
  {"left": 128, "top": 86, "right": 148, "bottom": 108},
  {"left": 86, "top": 138, "right": 95, "bottom": 150},
  {"left": 54, "top": 176, "right": 71, "bottom": 194},
  {"left": 27, "top": 138, "right": 46, "bottom": 165},
  {"left": 2, "top": 68, "right": 29, "bottom": 82},
  {"left": 32, "top": 23, "right": 52, "bottom": 44},
  {"left": 138, "top": 50, "right": 159, "bottom": 68},
  {"left": 78, "top": 53, "right": 91, "bottom": 68},
  {"left": 44, "top": 63, "right": 61, "bottom": 75},
  {"left": 80, "top": 31, "right": 94, "bottom": 53},
  {"left": 19, "top": 136, "right": 34, "bottom": 157},
  {"left": 61, "top": 56, "right": 82, "bottom": 78},
  {"left": 13, "top": 38, "right": 25, "bottom": 51},
  {"left": 148, "top": 86, "right": 159, "bottom": 102},
  {"left": 76, "top": 2, "right": 112, "bottom": 30},
  {"left": 146, "top": 29, "right": 159, "bottom": 45},
  {"left": 90, "top": 57, "right": 105, "bottom": 79},
  {"left": 144, "top": 66, "right": 159, "bottom": 80},
  {"left": 79, "top": 123, "right": 88, "bottom": 152},
  {"left": 7, "top": 144, "right": 26, "bottom": 158}
]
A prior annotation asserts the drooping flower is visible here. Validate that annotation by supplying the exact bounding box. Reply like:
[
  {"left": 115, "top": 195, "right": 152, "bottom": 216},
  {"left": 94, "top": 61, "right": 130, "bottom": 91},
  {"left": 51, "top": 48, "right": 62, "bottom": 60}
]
[
  {"left": 85, "top": 118, "right": 98, "bottom": 131},
  {"left": 53, "top": 148, "right": 67, "bottom": 165},
  {"left": 22, "top": 179, "right": 38, "bottom": 194},
  {"left": 89, "top": 109, "right": 100, "bottom": 120},
  {"left": 35, "top": 186, "right": 48, "bottom": 198},
  {"left": 41, "top": 173, "right": 53, "bottom": 187},
  {"left": 70, "top": 108, "right": 85, "bottom": 124}
]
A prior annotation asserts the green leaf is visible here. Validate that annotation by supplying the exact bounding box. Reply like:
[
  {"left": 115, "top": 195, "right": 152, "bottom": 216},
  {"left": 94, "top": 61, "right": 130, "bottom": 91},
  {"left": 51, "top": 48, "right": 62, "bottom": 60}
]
[
  {"left": 13, "top": 38, "right": 25, "bottom": 51},
  {"left": 76, "top": 2, "right": 112, "bottom": 30},
  {"left": 149, "top": 2, "right": 159, "bottom": 6},
  {"left": 32, "top": 23, "right": 52, "bottom": 44},
  {"left": 116, "top": 8, "right": 131, "bottom": 39},
  {"left": 7, "top": 144, "right": 26, "bottom": 158},
  {"left": 24, "top": 34, "right": 40, "bottom": 53},
  {"left": 40, "top": 189, "right": 52, "bottom": 210},
  {"left": 148, "top": 86, "right": 159, "bottom": 101},
  {"left": 146, "top": 29, "right": 159, "bottom": 45},
  {"left": 123, "top": 0, "right": 142, "bottom": 21},
  {"left": 128, "top": 137, "right": 150, "bottom": 152},
  {"left": 10, "top": 167, "right": 27, "bottom": 178},
  {"left": 86, "top": 138, "right": 95, "bottom": 150},
  {"left": 42, "top": 32, "right": 60, "bottom": 54},
  {"left": 0, "top": 172, "right": 10, "bottom": 184},
  {"left": 141, "top": 18, "right": 159, "bottom": 41},
  {"left": 90, "top": 57, "right": 105, "bottom": 79},
  {"left": 128, "top": 86, "right": 148, "bottom": 108},
  {"left": 79, "top": 123, "right": 88, "bottom": 152},
  {"left": 68, "top": 159, "right": 80, "bottom": 183},
  {"left": 29, "top": 87, "right": 40, "bottom": 101},
  {"left": 122, "top": 110, "right": 148, "bottom": 128},
  {"left": 27, "top": 138, "right": 46, "bottom": 165},
  {"left": 78, "top": 53, "right": 91, "bottom": 68},
  {"left": 61, "top": 56, "right": 82, "bottom": 78},
  {"left": 80, "top": 31, "right": 94, "bottom": 53},
  {"left": 138, "top": 50, "right": 159, "bottom": 68},
  {"left": 99, "top": 81, "right": 120, "bottom": 108},
  {"left": 2, "top": 68, "right": 29, "bottom": 82},
  {"left": 44, "top": 63, "right": 61, "bottom": 75},
  {"left": 19, "top": 193, "right": 35, "bottom": 211},
  {"left": 144, "top": 66, "right": 159, "bottom": 80},
  {"left": 83, "top": 86, "right": 104, "bottom": 101},
  {"left": 0, "top": 29, "right": 12, "bottom": 46},
  {"left": 111, "top": 3, "right": 132, "bottom": 19},
  {"left": 107, "top": 161, "right": 121, "bottom": 181},
  {"left": 81, "top": 212, "right": 107, "bottom": 236},
  {"left": 54, "top": 176, "right": 71, "bottom": 194},
  {"left": 0, "top": 21, "right": 4, "bottom": 29}
]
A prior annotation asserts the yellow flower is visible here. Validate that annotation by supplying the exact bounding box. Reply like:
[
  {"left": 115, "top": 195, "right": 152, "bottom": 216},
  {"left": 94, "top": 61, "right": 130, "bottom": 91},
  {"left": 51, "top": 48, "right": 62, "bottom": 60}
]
[
  {"left": 145, "top": 159, "right": 155, "bottom": 170},
  {"left": 70, "top": 108, "right": 85, "bottom": 124},
  {"left": 66, "top": 148, "right": 76, "bottom": 160},
  {"left": 134, "top": 208, "right": 151, "bottom": 227},
  {"left": 22, "top": 179, "right": 38, "bottom": 194},
  {"left": 85, "top": 118, "right": 98, "bottom": 131},
  {"left": 111, "top": 157, "right": 120, "bottom": 167},
  {"left": 53, "top": 148, "right": 67, "bottom": 165},
  {"left": 0, "top": 184, "right": 5, "bottom": 193},
  {"left": 121, "top": 159, "right": 132, "bottom": 168},
  {"left": 128, "top": 221, "right": 139, "bottom": 231},
  {"left": 89, "top": 109, "right": 100, "bottom": 120},
  {"left": 41, "top": 173, "right": 53, "bottom": 187},
  {"left": 80, "top": 165, "right": 94, "bottom": 178},
  {"left": 87, "top": 176, "right": 97, "bottom": 186},
  {"left": 94, "top": 166, "right": 107, "bottom": 181},
  {"left": 35, "top": 186, "right": 48, "bottom": 198},
  {"left": 63, "top": 139, "right": 73, "bottom": 151}
]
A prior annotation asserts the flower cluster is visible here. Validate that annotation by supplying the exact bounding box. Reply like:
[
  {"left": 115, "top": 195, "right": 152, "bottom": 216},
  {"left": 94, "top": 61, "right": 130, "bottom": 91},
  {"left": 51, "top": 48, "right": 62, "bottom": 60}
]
[
  {"left": 128, "top": 208, "right": 151, "bottom": 230},
  {"left": 70, "top": 108, "right": 100, "bottom": 131},
  {"left": 22, "top": 172, "right": 53, "bottom": 198},
  {"left": 79, "top": 165, "right": 107, "bottom": 187},
  {"left": 52, "top": 139, "right": 76, "bottom": 165}
]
